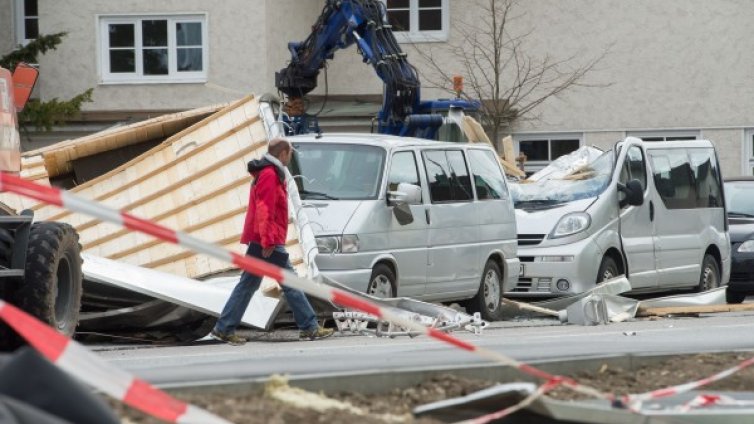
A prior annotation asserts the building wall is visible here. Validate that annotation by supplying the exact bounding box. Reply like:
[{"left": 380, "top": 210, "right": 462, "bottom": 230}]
[
  {"left": 0, "top": 0, "right": 15, "bottom": 56},
  {"left": 22, "top": 0, "right": 754, "bottom": 175},
  {"left": 36, "top": 0, "right": 271, "bottom": 110},
  {"left": 701, "top": 128, "right": 743, "bottom": 179}
]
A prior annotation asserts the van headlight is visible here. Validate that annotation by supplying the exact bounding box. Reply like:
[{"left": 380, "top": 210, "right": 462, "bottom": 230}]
[
  {"left": 316, "top": 235, "right": 360, "bottom": 254},
  {"left": 739, "top": 240, "right": 754, "bottom": 252},
  {"left": 550, "top": 213, "right": 591, "bottom": 239}
]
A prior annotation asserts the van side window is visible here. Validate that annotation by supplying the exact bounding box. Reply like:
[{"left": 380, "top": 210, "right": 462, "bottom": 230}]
[
  {"left": 620, "top": 146, "right": 647, "bottom": 191},
  {"left": 689, "top": 148, "right": 723, "bottom": 208},
  {"left": 648, "top": 149, "right": 697, "bottom": 209},
  {"left": 388, "top": 151, "right": 421, "bottom": 194},
  {"left": 468, "top": 149, "right": 508, "bottom": 200},
  {"left": 423, "top": 150, "right": 473, "bottom": 202}
]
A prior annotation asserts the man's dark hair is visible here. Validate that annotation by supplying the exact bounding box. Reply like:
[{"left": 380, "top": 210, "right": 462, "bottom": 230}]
[{"left": 268, "top": 137, "right": 291, "bottom": 157}]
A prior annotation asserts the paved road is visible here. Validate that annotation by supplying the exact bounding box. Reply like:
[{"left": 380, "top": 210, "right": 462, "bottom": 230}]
[{"left": 94, "top": 311, "right": 754, "bottom": 387}]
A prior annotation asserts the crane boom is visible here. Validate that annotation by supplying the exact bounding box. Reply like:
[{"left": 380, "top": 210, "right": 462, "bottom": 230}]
[{"left": 275, "top": 0, "right": 478, "bottom": 139}]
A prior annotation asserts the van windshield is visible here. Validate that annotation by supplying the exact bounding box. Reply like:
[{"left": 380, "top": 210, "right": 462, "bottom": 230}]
[
  {"left": 511, "top": 149, "right": 614, "bottom": 209},
  {"left": 725, "top": 182, "right": 754, "bottom": 217},
  {"left": 289, "top": 143, "right": 387, "bottom": 200}
]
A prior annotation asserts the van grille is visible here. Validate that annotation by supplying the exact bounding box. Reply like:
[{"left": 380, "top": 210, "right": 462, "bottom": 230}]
[
  {"left": 518, "top": 234, "right": 545, "bottom": 246},
  {"left": 512, "top": 278, "right": 551, "bottom": 293}
]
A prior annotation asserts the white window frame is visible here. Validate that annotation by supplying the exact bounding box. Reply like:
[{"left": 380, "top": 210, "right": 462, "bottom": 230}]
[
  {"left": 97, "top": 14, "right": 209, "bottom": 84},
  {"left": 382, "top": 0, "right": 449, "bottom": 43},
  {"left": 744, "top": 129, "right": 754, "bottom": 176},
  {"left": 626, "top": 130, "right": 700, "bottom": 142},
  {"left": 14, "top": 0, "right": 38, "bottom": 45},
  {"left": 514, "top": 133, "right": 583, "bottom": 173}
]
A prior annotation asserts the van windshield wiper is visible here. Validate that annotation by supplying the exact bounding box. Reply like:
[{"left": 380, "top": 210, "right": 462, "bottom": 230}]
[
  {"left": 728, "top": 211, "right": 754, "bottom": 218},
  {"left": 299, "top": 189, "right": 339, "bottom": 200}
]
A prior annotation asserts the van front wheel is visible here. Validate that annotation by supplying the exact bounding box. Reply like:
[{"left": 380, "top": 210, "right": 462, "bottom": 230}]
[
  {"left": 466, "top": 260, "right": 503, "bottom": 321},
  {"left": 367, "top": 264, "right": 396, "bottom": 298},
  {"left": 698, "top": 254, "right": 720, "bottom": 292},
  {"left": 596, "top": 256, "right": 619, "bottom": 284}
]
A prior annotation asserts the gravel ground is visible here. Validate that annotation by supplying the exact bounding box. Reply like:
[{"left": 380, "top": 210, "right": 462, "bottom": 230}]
[{"left": 112, "top": 352, "right": 754, "bottom": 423}]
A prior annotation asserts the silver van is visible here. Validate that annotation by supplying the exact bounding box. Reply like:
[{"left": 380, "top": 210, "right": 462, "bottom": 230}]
[
  {"left": 510, "top": 137, "right": 730, "bottom": 297},
  {"left": 288, "top": 133, "right": 519, "bottom": 320}
]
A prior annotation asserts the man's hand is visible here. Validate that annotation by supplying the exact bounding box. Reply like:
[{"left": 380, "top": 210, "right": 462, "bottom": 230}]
[{"left": 262, "top": 246, "right": 275, "bottom": 258}]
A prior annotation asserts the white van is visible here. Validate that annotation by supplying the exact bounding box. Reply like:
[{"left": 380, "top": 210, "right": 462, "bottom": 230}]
[
  {"left": 288, "top": 133, "right": 519, "bottom": 320},
  {"left": 509, "top": 137, "right": 730, "bottom": 297}
]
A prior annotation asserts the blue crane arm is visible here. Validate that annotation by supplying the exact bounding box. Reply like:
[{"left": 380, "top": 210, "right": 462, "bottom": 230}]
[{"left": 275, "top": 0, "right": 479, "bottom": 138}]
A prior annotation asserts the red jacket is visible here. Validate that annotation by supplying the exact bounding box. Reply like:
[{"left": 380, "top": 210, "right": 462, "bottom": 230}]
[{"left": 241, "top": 161, "right": 288, "bottom": 248}]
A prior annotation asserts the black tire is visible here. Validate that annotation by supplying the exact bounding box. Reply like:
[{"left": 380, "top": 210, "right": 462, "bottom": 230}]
[
  {"left": 466, "top": 260, "right": 504, "bottom": 321},
  {"left": 0, "top": 228, "right": 13, "bottom": 268},
  {"left": 697, "top": 254, "right": 720, "bottom": 292},
  {"left": 367, "top": 264, "right": 396, "bottom": 298},
  {"left": 174, "top": 317, "right": 217, "bottom": 343},
  {"left": 15, "top": 222, "right": 83, "bottom": 336},
  {"left": 0, "top": 229, "right": 18, "bottom": 349},
  {"left": 726, "top": 288, "right": 746, "bottom": 304},
  {"left": 596, "top": 255, "right": 620, "bottom": 284}
]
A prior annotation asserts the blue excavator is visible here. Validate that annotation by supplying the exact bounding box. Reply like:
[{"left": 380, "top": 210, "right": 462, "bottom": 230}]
[{"left": 274, "top": 0, "right": 479, "bottom": 140}]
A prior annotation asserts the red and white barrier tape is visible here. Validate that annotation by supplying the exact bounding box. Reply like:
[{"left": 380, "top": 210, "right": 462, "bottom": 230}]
[
  {"left": 465, "top": 377, "right": 564, "bottom": 424},
  {"left": 624, "top": 356, "right": 754, "bottom": 410},
  {"left": 0, "top": 300, "right": 230, "bottom": 424},
  {"left": 680, "top": 393, "right": 754, "bottom": 412},
  {"left": 0, "top": 172, "right": 609, "bottom": 402}
]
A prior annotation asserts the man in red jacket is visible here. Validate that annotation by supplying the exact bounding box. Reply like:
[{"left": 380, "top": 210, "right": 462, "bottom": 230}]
[{"left": 211, "top": 137, "right": 333, "bottom": 345}]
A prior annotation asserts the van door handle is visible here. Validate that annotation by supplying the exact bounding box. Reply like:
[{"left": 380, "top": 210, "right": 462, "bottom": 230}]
[
  {"left": 649, "top": 201, "right": 654, "bottom": 221},
  {"left": 425, "top": 209, "right": 430, "bottom": 225}
]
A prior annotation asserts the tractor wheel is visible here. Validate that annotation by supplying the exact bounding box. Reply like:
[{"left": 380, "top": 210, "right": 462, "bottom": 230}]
[{"left": 15, "top": 222, "right": 83, "bottom": 337}]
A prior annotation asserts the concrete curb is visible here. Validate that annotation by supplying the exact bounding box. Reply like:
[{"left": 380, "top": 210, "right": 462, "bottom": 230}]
[{"left": 164, "top": 352, "right": 689, "bottom": 396}]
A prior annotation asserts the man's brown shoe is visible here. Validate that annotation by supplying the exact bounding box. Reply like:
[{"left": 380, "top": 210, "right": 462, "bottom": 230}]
[
  {"left": 210, "top": 330, "right": 247, "bottom": 346},
  {"left": 300, "top": 325, "right": 334, "bottom": 341}
]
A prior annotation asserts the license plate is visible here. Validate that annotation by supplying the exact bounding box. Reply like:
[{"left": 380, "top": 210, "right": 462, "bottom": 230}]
[{"left": 519, "top": 264, "right": 525, "bottom": 277}]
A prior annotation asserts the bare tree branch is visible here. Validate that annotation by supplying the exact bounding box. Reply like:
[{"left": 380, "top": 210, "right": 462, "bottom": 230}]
[{"left": 409, "top": 0, "right": 611, "bottom": 149}]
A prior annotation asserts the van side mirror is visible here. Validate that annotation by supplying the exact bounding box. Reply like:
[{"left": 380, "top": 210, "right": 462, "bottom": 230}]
[
  {"left": 388, "top": 183, "right": 421, "bottom": 226},
  {"left": 388, "top": 183, "right": 422, "bottom": 206},
  {"left": 618, "top": 179, "right": 644, "bottom": 208}
]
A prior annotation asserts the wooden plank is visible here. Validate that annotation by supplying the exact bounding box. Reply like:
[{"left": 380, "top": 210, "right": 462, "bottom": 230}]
[
  {"left": 502, "top": 135, "right": 515, "bottom": 162},
  {"left": 83, "top": 175, "right": 250, "bottom": 249},
  {"left": 501, "top": 298, "right": 559, "bottom": 317},
  {"left": 636, "top": 303, "right": 754, "bottom": 317},
  {"left": 142, "top": 234, "right": 241, "bottom": 269},
  {"left": 500, "top": 158, "right": 526, "bottom": 178},
  {"left": 107, "top": 206, "right": 246, "bottom": 260}
]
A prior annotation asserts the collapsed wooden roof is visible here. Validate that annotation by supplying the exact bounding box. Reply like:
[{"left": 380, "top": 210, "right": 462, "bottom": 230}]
[
  {"left": 1, "top": 96, "right": 306, "bottom": 279},
  {"left": 19, "top": 103, "right": 222, "bottom": 184}
]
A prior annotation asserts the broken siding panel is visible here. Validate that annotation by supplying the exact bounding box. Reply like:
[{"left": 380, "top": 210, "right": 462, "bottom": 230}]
[{"left": 2, "top": 96, "right": 313, "bottom": 280}]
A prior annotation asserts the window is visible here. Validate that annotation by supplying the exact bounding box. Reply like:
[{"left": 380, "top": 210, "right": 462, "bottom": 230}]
[
  {"left": 14, "top": 0, "right": 38, "bottom": 45},
  {"left": 648, "top": 149, "right": 697, "bottom": 209},
  {"left": 384, "top": 0, "right": 448, "bottom": 42},
  {"left": 99, "top": 15, "right": 207, "bottom": 83},
  {"left": 688, "top": 148, "right": 723, "bottom": 208},
  {"left": 388, "top": 151, "right": 421, "bottom": 193},
  {"left": 423, "top": 150, "right": 472, "bottom": 202},
  {"left": 619, "top": 146, "right": 647, "bottom": 191},
  {"left": 468, "top": 149, "right": 508, "bottom": 200},
  {"left": 515, "top": 134, "right": 582, "bottom": 174}
]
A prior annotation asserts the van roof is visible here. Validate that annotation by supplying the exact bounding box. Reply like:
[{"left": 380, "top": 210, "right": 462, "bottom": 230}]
[
  {"left": 628, "top": 137, "right": 715, "bottom": 149},
  {"left": 288, "top": 132, "right": 492, "bottom": 150}
]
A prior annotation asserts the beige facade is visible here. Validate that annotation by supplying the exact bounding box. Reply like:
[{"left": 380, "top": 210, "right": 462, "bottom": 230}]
[
  {"left": 3, "top": 0, "right": 754, "bottom": 176},
  {"left": 0, "top": 0, "right": 15, "bottom": 55}
]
